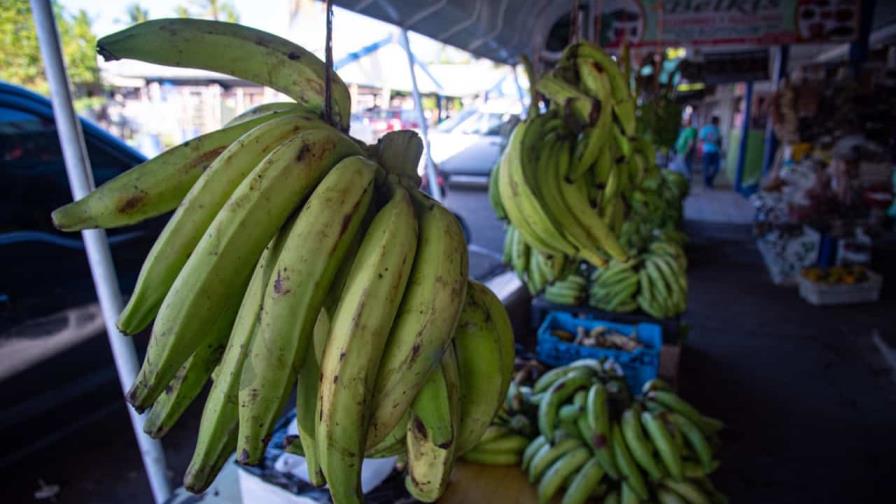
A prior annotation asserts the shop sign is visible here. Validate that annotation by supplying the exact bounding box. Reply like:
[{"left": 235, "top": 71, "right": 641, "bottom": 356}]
[{"left": 596, "top": 0, "right": 862, "bottom": 48}]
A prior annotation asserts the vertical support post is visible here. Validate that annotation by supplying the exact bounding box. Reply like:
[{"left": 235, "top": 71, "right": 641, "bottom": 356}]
[
  {"left": 734, "top": 81, "right": 753, "bottom": 195},
  {"left": 762, "top": 45, "right": 789, "bottom": 178},
  {"left": 29, "top": 1, "right": 171, "bottom": 503},
  {"left": 849, "top": 0, "right": 875, "bottom": 77},
  {"left": 399, "top": 28, "right": 442, "bottom": 201},
  {"left": 511, "top": 64, "right": 527, "bottom": 117}
]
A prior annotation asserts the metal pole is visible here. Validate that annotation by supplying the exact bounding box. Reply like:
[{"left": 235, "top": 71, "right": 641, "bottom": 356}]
[
  {"left": 29, "top": 1, "right": 172, "bottom": 502},
  {"left": 734, "top": 81, "right": 753, "bottom": 195},
  {"left": 849, "top": 0, "right": 875, "bottom": 77},
  {"left": 399, "top": 28, "right": 442, "bottom": 201},
  {"left": 761, "top": 45, "right": 789, "bottom": 178},
  {"left": 511, "top": 64, "right": 527, "bottom": 118}
]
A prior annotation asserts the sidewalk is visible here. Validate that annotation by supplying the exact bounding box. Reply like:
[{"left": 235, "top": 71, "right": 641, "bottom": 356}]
[{"left": 681, "top": 220, "right": 896, "bottom": 502}]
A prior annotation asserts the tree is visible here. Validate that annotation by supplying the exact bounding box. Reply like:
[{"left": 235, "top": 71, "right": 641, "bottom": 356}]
[
  {"left": 0, "top": 0, "right": 98, "bottom": 95},
  {"left": 126, "top": 3, "right": 150, "bottom": 24},
  {"left": 174, "top": 0, "right": 240, "bottom": 22},
  {"left": 288, "top": 0, "right": 317, "bottom": 28}
]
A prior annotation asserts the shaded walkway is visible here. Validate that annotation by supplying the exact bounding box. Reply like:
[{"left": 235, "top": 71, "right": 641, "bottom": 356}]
[{"left": 681, "top": 221, "right": 896, "bottom": 502}]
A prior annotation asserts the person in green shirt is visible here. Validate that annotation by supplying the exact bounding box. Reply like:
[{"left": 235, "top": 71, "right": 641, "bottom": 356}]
[{"left": 673, "top": 117, "right": 697, "bottom": 176}]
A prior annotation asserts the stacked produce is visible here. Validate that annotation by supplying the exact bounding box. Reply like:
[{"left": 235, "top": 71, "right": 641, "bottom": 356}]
[
  {"left": 618, "top": 170, "right": 689, "bottom": 255},
  {"left": 503, "top": 225, "right": 573, "bottom": 295},
  {"left": 491, "top": 42, "right": 690, "bottom": 317},
  {"left": 490, "top": 43, "right": 641, "bottom": 271},
  {"left": 549, "top": 322, "right": 642, "bottom": 352},
  {"left": 801, "top": 265, "right": 870, "bottom": 285},
  {"left": 544, "top": 272, "right": 589, "bottom": 306},
  {"left": 589, "top": 260, "right": 640, "bottom": 313},
  {"left": 634, "top": 51, "right": 685, "bottom": 153},
  {"left": 469, "top": 360, "right": 727, "bottom": 503},
  {"left": 52, "top": 19, "right": 514, "bottom": 504},
  {"left": 589, "top": 239, "right": 688, "bottom": 319}
]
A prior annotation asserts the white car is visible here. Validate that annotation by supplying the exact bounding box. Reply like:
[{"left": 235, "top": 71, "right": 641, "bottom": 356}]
[{"left": 428, "top": 100, "right": 522, "bottom": 183}]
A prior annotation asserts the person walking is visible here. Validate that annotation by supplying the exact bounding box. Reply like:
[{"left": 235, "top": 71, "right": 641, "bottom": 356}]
[
  {"left": 673, "top": 116, "right": 697, "bottom": 177},
  {"left": 699, "top": 116, "right": 722, "bottom": 188}
]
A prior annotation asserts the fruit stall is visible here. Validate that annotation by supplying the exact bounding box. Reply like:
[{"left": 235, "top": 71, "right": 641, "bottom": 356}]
[
  {"left": 28, "top": 0, "right": 893, "bottom": 503},
  {"left": 755, "top": 54, "right": 895, "bottom": 300}
]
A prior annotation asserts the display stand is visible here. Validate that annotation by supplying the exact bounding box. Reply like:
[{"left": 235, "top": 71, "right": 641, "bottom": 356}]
[{"left": 530, "top": 296, "right": 684, "bottom": 386}]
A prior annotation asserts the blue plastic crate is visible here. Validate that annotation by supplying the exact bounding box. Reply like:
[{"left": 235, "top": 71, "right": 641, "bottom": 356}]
[{"left": 536, "top": 311, "right": 662, "bottom": 393}]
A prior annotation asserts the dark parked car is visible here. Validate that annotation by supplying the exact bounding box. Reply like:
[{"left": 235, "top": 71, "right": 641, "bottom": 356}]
[{"left": 0, "top": 81, "right": 164, "bottom": 464}]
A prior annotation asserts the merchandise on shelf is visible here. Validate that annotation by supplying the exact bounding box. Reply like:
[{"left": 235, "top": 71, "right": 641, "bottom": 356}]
[
  {"left": 465, "top": 359, "right": 727, "bottom": 504},
  {"left": 491, "top": 42, "right": 691, "bottom": 319}
]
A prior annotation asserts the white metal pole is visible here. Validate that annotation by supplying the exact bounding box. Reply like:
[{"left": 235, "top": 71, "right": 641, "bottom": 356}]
[
  {"left": 29, "top": 1, "right": 172, "bottom": 502},
  {"left": 399, "top": 28, "right": 442, "bottom": 201}
]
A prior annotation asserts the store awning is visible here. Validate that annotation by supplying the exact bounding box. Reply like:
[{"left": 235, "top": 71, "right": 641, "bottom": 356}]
[{"left": 332, "top": 0, "right": 569, "bottom": 64}]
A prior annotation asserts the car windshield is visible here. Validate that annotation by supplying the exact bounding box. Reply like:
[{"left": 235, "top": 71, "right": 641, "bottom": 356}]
[
  {"left": 436, "top": 110, "right": 513, "bottom": 136},
  {"left": 435, "top": 108, "right": 476, "bottom": 133}
]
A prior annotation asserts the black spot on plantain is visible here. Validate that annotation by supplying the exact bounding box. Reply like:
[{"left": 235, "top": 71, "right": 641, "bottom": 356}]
[
  {"left": 273, "top": 270, "right": 291, "bottom": 296},
  {"left": 589, "top": 101, "right": 600, "bottom": 124},
  {"left": 339, "top": 351, "right": 346, "bottom": 361},
  {"left": 116, "top": 192, "right": 147, "bottom": 214},
  {"left": 410, "top": 341, "right": 422, "bottom": 360},
  {"left": 412, "top": 417, "right": 427, "bottom": 437},
  {"left": 437, "top": 437, "right": 453, "bottom": 449},
  {"left": 340, "top": 213, "right": 354, "bottom": 234},
  {"left": 593, "top": 433, "right": 608, "bottom": 449},
  {"left": 287, "top": 51, "right": 301, "bottom": 60},
  {"left": 296, "top": 143, "right": 312, "bottom": 162},
  {"left": 193, "top": 146, "right": 227, "bottom": 171}
]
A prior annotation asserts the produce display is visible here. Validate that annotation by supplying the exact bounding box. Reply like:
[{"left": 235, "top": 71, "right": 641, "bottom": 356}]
[
  {"left": 51, "top": 19, "right": 514, "bottom": 504},
  {"left": 491, "top": 42, "right": 691, "bottom": 318},
  {"left": 543, "top": 272, "right": 589, "bottom": 306},
  {"left": 550, "top": 324, "right": 643, "bottom": 352},
  {"left": 470, "top": 360, "right": 726, "bottom": 504},
  {"left": 800, "top": 265, "right": 870, "bottom": 285},
  {"left": 634, "top": 51, "right": 685, "bottom": 153}
]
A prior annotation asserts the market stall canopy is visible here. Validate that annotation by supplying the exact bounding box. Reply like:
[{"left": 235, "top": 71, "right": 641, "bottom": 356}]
[
  {"left": 99, "top": 57, "right": 512, "bottom": 97},
  {"left": 331, "top": 0, "right": 571, "bottom": 64}
]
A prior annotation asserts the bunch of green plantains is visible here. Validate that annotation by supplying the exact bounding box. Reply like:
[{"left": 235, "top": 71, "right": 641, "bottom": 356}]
[{"left": 53, "top": 19, "right": 515, "bottom": 504}]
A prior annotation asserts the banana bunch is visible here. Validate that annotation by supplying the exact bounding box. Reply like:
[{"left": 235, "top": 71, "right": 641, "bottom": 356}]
[
  {"left": 637, "top": 245, "right": 688, "bottom": 320},
  {"left": 544, "top": 273, "right": 588, "bottom": 306},
  {"left": 51, "top": 19, "right": 515, "bottom": 504},
  {"left": 491, "top": 42, "right": 695, "bottom": 312},
  {"left": 491, "top": 42, "right": 654, "bottom": 272},
  {"left": 588, "top": 239, "right": 686, "bottom": 318},
  {"left": 503, "top": 225, "right": 571, "bottom": 295},
  {"left": 461, "top": 424, "right": 531, "bottom": 466},
  {"left": 521, "top": 362, "right": 725, "bottom": 504},
  {"left": 589, "top": 260, "right": 640, "bottom": 313}
]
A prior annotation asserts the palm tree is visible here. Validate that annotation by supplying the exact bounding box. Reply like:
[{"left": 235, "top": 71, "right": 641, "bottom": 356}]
[
  {"left": 173, "top": 0, "right": 240, "bottom": 22},
  {"left": 126, "top": 3, "right": 150, "bottom": 24},
  {"left": 288, "top": 0, "right": 317, "bottom": 28}
]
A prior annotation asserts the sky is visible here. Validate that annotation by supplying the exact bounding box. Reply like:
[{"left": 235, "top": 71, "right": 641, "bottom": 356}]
[{"left": 58, "top": 0, "right": 470, "bottom": 63}]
